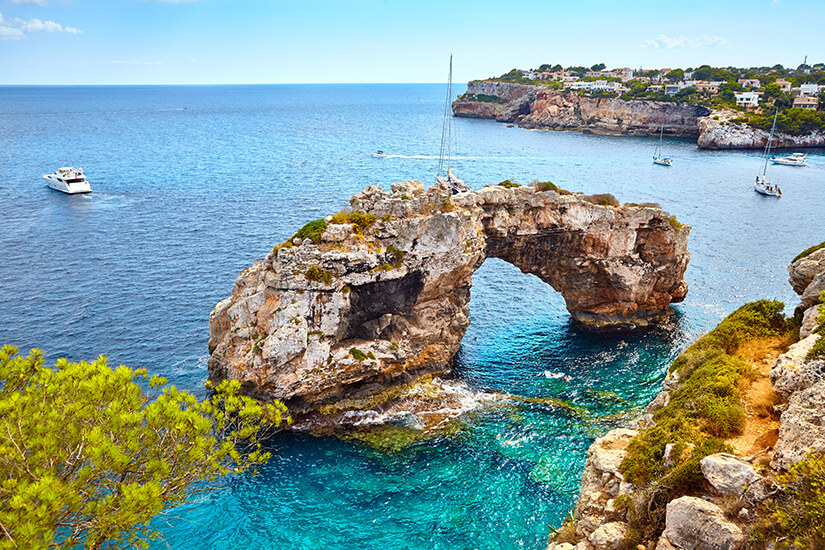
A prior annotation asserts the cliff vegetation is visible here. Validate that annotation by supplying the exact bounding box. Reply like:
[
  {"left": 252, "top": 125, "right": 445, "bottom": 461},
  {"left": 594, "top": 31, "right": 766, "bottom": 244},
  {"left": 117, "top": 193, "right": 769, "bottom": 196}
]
[{"left": 0, "top": 345, "right": 288, "bottom": 549}]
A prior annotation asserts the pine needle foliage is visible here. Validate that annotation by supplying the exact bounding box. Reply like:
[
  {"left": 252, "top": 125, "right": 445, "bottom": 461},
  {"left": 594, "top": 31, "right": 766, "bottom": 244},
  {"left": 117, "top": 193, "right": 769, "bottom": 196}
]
[{"left": 0, "top": 346, "right": 288, "bottom": 550}]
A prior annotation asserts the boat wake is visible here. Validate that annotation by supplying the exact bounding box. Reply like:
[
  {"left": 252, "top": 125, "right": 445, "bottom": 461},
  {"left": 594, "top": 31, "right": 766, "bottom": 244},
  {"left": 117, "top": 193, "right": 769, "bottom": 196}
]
[{"left": 381, "top": 154, "right": 481, "bottom": 160}]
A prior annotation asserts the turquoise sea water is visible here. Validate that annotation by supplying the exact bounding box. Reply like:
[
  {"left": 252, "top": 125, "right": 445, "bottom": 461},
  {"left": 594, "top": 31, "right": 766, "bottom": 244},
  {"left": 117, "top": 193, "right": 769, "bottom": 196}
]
[{"left": 1, "top": 84, "right": 824, "bottom": 549}]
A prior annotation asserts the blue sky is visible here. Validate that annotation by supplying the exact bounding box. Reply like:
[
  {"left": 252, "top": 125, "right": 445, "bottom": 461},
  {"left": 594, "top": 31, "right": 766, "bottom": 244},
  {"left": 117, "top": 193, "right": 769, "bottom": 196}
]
[{"left": 1, "top": 0, "right": 823, "bottom": 85}]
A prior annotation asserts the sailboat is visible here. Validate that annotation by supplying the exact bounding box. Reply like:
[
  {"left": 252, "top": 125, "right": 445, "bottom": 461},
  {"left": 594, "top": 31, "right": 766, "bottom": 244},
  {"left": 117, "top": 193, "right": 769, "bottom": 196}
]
[
  {"left": 436, "top": 55, "right": 470, "bottom": 194},
  {"left": 754, "top": 110, "right": 782, "bottom": 198},
  {"left": 653, "top": 121, "right": 672, "bottom": 166}
]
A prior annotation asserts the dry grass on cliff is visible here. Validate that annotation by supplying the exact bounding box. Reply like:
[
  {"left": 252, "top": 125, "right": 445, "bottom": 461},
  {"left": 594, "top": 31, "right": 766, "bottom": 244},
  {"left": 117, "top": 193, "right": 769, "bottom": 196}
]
[{"left": 725, "top": 336, "right": 784, "bottom": 457}]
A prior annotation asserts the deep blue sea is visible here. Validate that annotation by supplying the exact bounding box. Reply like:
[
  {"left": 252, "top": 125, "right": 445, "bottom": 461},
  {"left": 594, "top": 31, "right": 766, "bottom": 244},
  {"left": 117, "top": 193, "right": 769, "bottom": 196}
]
[{"left": 1, "top": 84, "right": 823, "bottom": 549}]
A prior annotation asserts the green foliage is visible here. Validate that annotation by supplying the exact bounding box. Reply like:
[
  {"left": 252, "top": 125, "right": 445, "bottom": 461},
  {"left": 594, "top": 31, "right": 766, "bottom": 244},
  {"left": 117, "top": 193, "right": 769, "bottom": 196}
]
[
  {"left": 385, "top": 245, "right": 406, "bottom": 266},
  {"left": 0, "top": 346, "right": 287, "bottom": 550},
  {"left": 292, "top": 219, "right": 327, "bottom": 245},
  {"left": 753, "top": 452, "right": 825, "bottom": 548},
  {"left": 400, "top": 194, "right": 411, "bottom": 200},
  {"left": 349, "top": 348, "right": 368, "bottom": 361},
  {"left": 305, "top": 265, "right": 333, "bottom": 285},
  {"left": 329, "top": 211, "right": 376, "bottom": 236},
  {"left": 441, "top": 200, "right": 455, "bottom": 212},
  {"left": 749, "top": 108, "right": 825, "bottom": 136},
  {"left": 665, "top": 214, "right": 684, "bottom": 233},
  {"left": 671, "top": 299, "right": 786, "bottom": 360},
  {"left": 793, "top": 240, "right": 825, "bottom": 263},
  {"left": 381, "top": 214, "right": 392, "bottom": 223},
  {"left": 533, "top": 181, "right": 572, "bottom": 195},
  {"left": 621, "top": 300, "right": 786, "bottom": 496},
  {"left": 807, "top": 334, "right": 825, "bottom": 359},
  {"left": 498, "top": 179, "right": 520, "bottom": 189},
  {"left": 581, "top": 193, "right": 620, "bottom": 207}
]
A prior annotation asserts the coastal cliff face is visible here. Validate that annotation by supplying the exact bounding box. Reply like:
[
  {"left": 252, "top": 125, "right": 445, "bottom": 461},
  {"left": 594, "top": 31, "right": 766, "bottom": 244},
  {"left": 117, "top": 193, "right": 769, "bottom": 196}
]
[
  {"left": 453, "top": 81, "right": 710, "bottom": 137},
  {"left": 207, "top": 181, "right": 689, "bottom": 427},
  {"left": 697, "top": 116, "right": 825, "bottom": 150},
  {"left": 455, "top": 80, "right": 825, "bottom": 149},
  {"left": 548, "top": 251, "right": 825, "bottom": 550}
]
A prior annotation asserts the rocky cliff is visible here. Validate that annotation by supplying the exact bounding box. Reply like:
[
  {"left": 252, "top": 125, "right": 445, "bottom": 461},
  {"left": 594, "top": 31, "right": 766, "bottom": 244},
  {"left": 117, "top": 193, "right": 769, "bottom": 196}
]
[
  {"left": 453, "top": 81, "right": 710, "bottom": 137},
  {"left": 455, "top": 80, "right": 825, "bottom": 149},
  {"left": 208, "top": 181, "right": 689, "bottom": 429},
  {"left": 548, "top": 248, "right": 825, "bottom": 550},
  {"left": 697, "top": 115, "right": 825, "bottom": 150}
]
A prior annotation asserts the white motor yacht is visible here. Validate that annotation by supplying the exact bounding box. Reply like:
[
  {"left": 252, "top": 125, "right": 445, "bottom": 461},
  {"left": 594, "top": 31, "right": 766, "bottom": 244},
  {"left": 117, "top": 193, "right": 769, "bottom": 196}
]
[
  {"left": 771, "top": 152, "right": 808, "bottom": 166},
  {"left": 371, "top": 150, "right": 388, "bottom": 158},
  {"left": 44, "top": 167, "right": 91, "bottom": 194}
]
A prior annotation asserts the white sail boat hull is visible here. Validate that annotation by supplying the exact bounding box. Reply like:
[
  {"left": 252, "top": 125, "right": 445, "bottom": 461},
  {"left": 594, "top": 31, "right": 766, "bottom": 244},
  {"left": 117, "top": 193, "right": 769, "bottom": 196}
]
[
  {"left": 754, "top": 182, "right": 781, "bottom": 197},
  {"left": 653, "top": 157, "right": 672, "bottom": 166},
  {"left": 754, "top": 111, "right": 781, "bottom": 198}
]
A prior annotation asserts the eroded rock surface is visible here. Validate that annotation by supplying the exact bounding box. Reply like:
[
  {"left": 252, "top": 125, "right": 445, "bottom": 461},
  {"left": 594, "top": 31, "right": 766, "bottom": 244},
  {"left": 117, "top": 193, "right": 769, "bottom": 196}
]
[
  {"left": 697, "top": 116, "right": 825, "bottom": 150},
  {"left": 454, "top": 81, "right": 825, "bottom": 150},
  {"left": 454, "top": 81, "right": 708, "bottom": 137},
  {"left": 208, "top": 181, "right": 689, "bottom": 425},
  {"left": 664, "top": 497, "right": 745, "bottom": 550}
]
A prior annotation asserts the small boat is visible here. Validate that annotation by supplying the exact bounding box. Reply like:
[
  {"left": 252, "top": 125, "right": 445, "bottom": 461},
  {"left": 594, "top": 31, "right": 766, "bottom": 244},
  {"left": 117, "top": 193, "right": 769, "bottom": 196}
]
[
  {"left": 754, "top": 111, "right": 781, "bottom": 198},
  {"left": 771, "top": 152, "right": 808, "bottom": 166},
  {"left": 754, "top": 176, "right": 781, "bottom": 197},
  {"left": 43, "top": 167, "right": 91, "bottom": 194},
  {"left": 653, "top": 121, "right": 672, "bottom": 166},
  {"left": 371, "top": 150, "right": 388, "bottom": 158},
  {"left": 436, "top": 55, "right": 470, "bottom": 194}
]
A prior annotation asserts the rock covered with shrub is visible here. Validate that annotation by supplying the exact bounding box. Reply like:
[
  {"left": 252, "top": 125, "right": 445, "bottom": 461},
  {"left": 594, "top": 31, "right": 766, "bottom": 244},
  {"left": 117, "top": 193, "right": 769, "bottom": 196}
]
[
  {"left": 208, "top": 180, "right": 690, "bottom": 433},
  {"left": 548, "top": 242, "right": 825, "bottom": 550}
]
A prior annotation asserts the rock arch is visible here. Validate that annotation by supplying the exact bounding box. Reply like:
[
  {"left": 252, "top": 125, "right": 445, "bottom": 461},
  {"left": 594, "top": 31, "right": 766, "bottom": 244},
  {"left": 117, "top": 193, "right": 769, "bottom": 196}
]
[{"left": 208, "top": 181, "right": 689, "bottom": 423}]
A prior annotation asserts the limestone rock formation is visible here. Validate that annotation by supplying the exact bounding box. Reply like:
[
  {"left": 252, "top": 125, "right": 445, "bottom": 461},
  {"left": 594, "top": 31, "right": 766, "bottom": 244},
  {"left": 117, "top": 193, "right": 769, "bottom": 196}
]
[
  {"left": 208, "top": 181, "right": 689, "bottom": 426},
  {"left": 769, "top": 333, "right": 822, "bottom": 400},
  {"left": 788, "top": 247, "right": 825, "bottom": 295},
  {"left": 800, "top": 304, "right": 822, "bottom": 339},
  {"left": 772, "top": 377, "right": 825, "bottom": 470},
  {"left": 663, "top": 497, "right": 745, "bottom": 550},
  {"left": 454, "top": 80, "right": 825, "bottom": 150},
  {"left": 453, "top": 81, "right": 709, "bottom": 137},
  {"left": 697, "top": 115, "right": 825, "bottom": 150},
  {"left": 545, "top": 428, "right": 637, "bottom": 550},
  {"left": 700, "top": 453, "right": 768, "bottom": 500}
]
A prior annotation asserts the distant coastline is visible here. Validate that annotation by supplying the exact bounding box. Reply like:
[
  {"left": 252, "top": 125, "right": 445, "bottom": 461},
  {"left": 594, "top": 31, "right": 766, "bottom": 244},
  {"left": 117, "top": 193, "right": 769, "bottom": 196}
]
[{"left": 454, "top": 63, "right": 825, "bottom": 149}]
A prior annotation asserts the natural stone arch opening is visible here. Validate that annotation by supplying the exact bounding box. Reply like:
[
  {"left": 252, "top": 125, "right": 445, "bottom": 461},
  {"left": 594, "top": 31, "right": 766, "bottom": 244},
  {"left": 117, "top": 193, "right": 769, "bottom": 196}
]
[{"left": 207, "top": 180, "right": 689, "bottom": 426}]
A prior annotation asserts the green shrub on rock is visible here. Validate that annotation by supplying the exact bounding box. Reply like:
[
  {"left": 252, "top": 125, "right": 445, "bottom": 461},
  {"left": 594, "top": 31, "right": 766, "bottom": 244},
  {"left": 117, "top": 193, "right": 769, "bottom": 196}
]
[
  {"left": 753, "top": 452, "right": 825, "bottom": 548},
  {"left": 305, "top": 265, "right": 333, "bottom": 285},
  {"left": 292, "top": 219, "right": 328, "bottom": 244},
  {"left": 793, "top": 240, "right": 825, "bottom": 263}
]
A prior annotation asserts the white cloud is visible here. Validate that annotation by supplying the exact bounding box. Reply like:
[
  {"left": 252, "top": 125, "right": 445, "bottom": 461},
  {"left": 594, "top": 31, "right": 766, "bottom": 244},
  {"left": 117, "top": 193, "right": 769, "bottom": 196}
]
[
  {"left": 9, "top": 0, "right": 50, "bottom": 5},
  {"left": 0, "top": 9, "right": 81, "bottom": 39},
  {"left": 644, "top": 34, "right": 729, "bottom": 49}
]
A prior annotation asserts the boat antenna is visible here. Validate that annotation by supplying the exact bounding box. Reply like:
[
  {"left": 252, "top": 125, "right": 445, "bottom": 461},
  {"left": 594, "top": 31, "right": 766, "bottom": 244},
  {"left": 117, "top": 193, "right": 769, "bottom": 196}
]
[
  {"left": 762, "top": 110, "right": 778, "bottom": 177},
  {"left": 438, "top": 54, "right": 453, "bottom": 177}
]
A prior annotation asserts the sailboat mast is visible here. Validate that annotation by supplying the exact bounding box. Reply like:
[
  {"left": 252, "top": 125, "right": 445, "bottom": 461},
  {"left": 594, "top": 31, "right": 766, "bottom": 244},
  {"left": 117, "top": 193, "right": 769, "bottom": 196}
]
[
  {"left": 438, "top": 55, "right": 453, "bottom": 177},
  {"left": 762, "top": 110, "right": 778, "bottom": 177},
  {"left": 446, "top": 55, "right": 453, "bottom": 173}
]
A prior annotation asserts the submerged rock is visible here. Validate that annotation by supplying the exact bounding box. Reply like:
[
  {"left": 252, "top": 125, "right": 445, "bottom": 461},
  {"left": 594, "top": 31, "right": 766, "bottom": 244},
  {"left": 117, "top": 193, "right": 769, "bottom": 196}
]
[{"left": 208, "top": 181, "right": 689, "bottom": 426}]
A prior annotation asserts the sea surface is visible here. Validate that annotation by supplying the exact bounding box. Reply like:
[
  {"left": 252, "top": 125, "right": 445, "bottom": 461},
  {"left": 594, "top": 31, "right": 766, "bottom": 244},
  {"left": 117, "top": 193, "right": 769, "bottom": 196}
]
[{"left": 1, "top": 84, "right": 823, "bottom": 549}]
